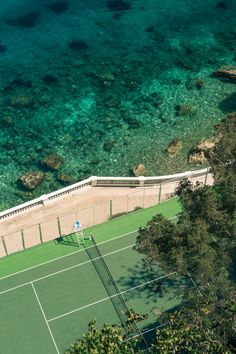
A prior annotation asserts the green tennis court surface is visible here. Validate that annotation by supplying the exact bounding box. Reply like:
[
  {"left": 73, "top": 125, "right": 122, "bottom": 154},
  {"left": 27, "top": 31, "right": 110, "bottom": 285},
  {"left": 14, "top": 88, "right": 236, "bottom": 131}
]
[
  {"left": 0, "top": 230, "right": 192, "bottom": 353},
  {"left": 0, "top": 198, "right": 186, "bottom": 353}
]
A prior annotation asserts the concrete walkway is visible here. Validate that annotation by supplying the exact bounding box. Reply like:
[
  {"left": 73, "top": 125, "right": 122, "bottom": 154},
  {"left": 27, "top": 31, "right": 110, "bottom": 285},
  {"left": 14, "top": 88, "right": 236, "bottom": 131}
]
[{"left": 0, "top": 185, "right": 159, "bottom": 235}]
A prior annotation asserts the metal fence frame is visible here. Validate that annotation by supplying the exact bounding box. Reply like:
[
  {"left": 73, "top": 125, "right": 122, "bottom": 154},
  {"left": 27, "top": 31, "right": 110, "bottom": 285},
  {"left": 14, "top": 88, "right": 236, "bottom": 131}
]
[{"left": 0, "top": 168, "right": 211, "bottom": 257}]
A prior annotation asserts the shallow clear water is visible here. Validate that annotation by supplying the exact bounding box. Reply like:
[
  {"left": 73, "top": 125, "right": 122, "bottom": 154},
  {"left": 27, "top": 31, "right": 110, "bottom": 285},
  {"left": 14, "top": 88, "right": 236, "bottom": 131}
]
[{"left": 0, "top": 0, "right": 235, "bottom": 210}]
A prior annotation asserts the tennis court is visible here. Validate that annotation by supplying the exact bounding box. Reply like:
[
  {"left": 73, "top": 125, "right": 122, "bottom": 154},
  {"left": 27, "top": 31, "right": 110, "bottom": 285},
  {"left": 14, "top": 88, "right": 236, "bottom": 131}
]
[{"left": 0, "top": 227, "right": 192, "bottom": 354}]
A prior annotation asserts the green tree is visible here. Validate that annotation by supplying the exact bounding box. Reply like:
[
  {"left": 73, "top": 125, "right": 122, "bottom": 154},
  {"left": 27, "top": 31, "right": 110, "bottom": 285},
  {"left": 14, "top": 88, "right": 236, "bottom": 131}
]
[
  {"left": 153, "top": 287, "right": 236, "bottom": 353},
  {"left": 65, "top": 320, "right": 138, "bottom": 354},
  {"left": 208, "top": 112, "right": 236, "bottom": 216},
  {"left": 136, "top": 113, "right": 236, "bottom": 352},
  {"left": 136, "top": 212, "right": 229, "bottom": 292}
]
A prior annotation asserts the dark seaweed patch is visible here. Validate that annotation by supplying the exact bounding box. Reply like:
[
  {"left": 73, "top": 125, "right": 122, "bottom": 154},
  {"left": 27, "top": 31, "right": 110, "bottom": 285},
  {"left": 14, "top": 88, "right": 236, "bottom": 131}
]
[
  {"left": 49, "top": 1, "right": 69, "bottom": 13},
  {"left": 0, "top": 43, "right": 7, "bottom": 52},
  {"left": 43, "top": 74, "right": 58, "bottom": 85},
  {"left": 6, "top": 12, "right": 40, "bottom": 28},
  {"left": 107, "top": 0, "right": 132, "bottom": 12},
  {"left": 68, "top": 40, "right": 89, "bottom": 50}
]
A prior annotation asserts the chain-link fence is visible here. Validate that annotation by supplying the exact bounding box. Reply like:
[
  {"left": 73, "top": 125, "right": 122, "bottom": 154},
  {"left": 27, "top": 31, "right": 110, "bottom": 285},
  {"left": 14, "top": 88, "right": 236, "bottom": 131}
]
[{"left": 0, "top": 169, "right": 212, "bottom": 257}]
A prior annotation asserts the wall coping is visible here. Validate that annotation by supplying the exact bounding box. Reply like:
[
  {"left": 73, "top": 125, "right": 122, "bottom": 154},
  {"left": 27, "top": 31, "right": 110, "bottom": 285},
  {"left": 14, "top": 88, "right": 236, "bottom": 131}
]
[{"left": 0, "top": 168, "right": 209, "bottom": 219}]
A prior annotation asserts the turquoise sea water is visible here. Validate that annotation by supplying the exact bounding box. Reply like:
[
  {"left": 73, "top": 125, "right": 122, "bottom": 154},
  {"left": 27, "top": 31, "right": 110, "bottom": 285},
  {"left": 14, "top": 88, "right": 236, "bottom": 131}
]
[{"left": 0, "top": 0, "right": 235, "bottom": 210}]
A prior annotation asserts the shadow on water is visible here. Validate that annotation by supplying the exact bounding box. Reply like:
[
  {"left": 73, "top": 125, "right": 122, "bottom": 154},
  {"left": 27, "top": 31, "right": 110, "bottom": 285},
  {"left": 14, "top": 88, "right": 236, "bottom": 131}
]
[{"left": 219, "top": 92, "right": 236, "bottom": 113}]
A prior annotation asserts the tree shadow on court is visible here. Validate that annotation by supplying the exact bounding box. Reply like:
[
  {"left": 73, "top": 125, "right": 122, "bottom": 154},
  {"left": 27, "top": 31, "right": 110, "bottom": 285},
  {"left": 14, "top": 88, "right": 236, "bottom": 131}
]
[{"left": 118, "top": 258, "right": 191, "bottom": 305}]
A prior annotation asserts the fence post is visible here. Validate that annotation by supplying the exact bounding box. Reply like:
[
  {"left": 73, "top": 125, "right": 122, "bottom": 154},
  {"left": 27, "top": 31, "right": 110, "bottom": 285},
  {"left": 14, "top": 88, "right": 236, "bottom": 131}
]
[
  {"left": 109, "top": 200, "right": 113, "bottom": 219},
  {"left": 158, "top": 183, "right": 162, "bottom": 203},
  {"left": 204, "top": 167, "right": 209, "bottom": 185},
  {"left": 2, "top": 236, "right": 8, "bottom": 256},
  {"left": 39, "top": 223, "right": 43, "bottom": 243},
  {"left": 21, "top": 229, "right": 25, "bottom": 250},
  {"left": 57, "top": 217, "right": 62, "bottom": 237}
]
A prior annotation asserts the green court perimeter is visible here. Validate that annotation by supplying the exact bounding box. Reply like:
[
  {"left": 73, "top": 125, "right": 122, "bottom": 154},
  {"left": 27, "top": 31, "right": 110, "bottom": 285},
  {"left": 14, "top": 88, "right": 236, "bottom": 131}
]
[{"left": 0, "top": 198, "right": 189, "bottom": 353}]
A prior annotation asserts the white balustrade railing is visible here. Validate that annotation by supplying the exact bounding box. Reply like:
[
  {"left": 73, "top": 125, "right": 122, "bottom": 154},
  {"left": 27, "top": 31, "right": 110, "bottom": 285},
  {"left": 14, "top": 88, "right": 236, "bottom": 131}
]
[{"left": 0, "top": 168, "right": 209, "bottom": 220}]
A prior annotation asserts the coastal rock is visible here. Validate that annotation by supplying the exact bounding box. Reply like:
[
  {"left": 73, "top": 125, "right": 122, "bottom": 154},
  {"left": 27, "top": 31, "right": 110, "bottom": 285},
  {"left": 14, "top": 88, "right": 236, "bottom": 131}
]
[
  {"left": 166, "top": 139, "right": 183, "bottom": 157},
  {"left": 132, "top": 164, "right": 146, "bottom": 176},
  {"left": 188, "top": 151, "right": 207, "bottom": 164},
  {"left": 189, "top": 138, "right": 216, "bottom": 165},
  {"left": 196, "top": 139, "right": 215, "bottom": 151},
  {"left": 214, "top": 66, "right": 236, "bottom": 80},
  {"left": 19, "top": 171, "right": 44, "bottom": 190},
  {"left": 41, "top": 154, "right": 63, "bottom": 170}
]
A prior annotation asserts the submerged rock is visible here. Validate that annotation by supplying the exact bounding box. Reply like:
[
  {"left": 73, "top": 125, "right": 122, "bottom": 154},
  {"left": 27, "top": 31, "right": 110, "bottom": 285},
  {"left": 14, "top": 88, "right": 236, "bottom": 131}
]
[
  {"left": 57, "top": 173, "right": 73, "bottom": 185},
  {"left": 175, "top": 104, "right": 193, "bottom": 116},
  {"left": 19, "top": 171, "right": 44, "bottom": 190},
  {"left": 9, "top": 95, "right": 33, "bottom": 107},
  {"left": 166, "top": 139, "right": 183, "bottom": 157},
  {"left": 132, "top": 164, "right": 146, "bottom": 176},
  {"left": 41, "top": 154, "right": 63, "bottom": 170},
  {"left": 214, "top": 66, "right": 236, "bottom": 80}
]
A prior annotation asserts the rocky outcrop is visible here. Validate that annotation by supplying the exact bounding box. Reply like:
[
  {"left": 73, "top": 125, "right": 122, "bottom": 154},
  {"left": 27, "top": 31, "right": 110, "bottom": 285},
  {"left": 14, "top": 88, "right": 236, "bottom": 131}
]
[
  {"left": 19, "top": 171, "right": 44, "bottom": 190},
  {"left": 132, "top": 164, "right": 146, "bottom": 176},
  {"left": 214, "top": 66, "right": 236, "bottom": 80},
  {"left": 41, "top": 154, "right": 63, "bottom": 170},
  {"left": 189, "top": 138, "right": 215, "bottom": 164},
  {"left": 166, "top": 139, "right": 183, "bottom": 157},
  {"left": 188, "top": 151, "right": 207, "bottom": 164},
  {"left": 196, "top": 139, "right": 215, "bottom": 151}
]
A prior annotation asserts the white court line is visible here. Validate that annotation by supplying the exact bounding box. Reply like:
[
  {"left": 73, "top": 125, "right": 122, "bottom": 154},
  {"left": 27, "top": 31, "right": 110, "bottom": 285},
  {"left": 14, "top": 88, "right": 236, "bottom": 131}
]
[
  {"left": 31, "top": 282, "right": 60, "bottom": 354},
  {"left": 0, "top": 230, "right": 137, "bottom": 281},
  {"left": 0, "top": 244, "right": 135, "bottom": 296},
  {"left": 0, "top": 216, "right": 177, "bottom": 281},
  {"left": 48, "top": 272, "right": 176, "bottom": 323}
]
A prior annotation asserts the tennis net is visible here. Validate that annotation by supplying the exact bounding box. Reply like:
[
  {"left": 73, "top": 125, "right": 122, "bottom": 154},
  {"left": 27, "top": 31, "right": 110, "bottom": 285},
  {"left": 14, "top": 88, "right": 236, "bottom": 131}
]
[
  {"left": 85, "top": 237, "right": 132, "bottom": 332},
  {"left": 85, "top": 237, "right": 149, "bottom": 352}
]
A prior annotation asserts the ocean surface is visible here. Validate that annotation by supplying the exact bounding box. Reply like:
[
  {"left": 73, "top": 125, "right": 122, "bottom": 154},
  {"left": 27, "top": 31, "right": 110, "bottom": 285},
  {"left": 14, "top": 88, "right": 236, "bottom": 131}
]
[{"left": 0, "top": 0, "right": 235, "bottom": 210}]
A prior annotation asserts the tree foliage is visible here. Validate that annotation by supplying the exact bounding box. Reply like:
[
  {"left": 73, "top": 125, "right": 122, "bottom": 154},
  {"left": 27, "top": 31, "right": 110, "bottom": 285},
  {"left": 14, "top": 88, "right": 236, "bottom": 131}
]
[
  {"left": 65, "top": 320, "right": 137, "bottom": 354},
  {"left": 136, "top": 112, "right": 236, "bottom": 351},
  {"left": 208, "top": 112, "right": 236, "bottom": 215},
  {"left": 154, "top": 287, "right": 236, "bottom": 353}
]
